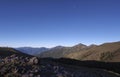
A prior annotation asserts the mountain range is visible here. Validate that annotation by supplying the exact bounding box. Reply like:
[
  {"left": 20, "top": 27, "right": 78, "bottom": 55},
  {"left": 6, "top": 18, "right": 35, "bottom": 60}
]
[
  {"left": 37, "top": 41, "right": 120, "bottom": 62},
  {"left": 13, "top": 41, "right": 120, "bottom": 62},
  {"left": 16, "top": 47, "right": 49, "bottom": 55},
  {"left": 0, "top": 42, "right": 120, "bottom": 76}
]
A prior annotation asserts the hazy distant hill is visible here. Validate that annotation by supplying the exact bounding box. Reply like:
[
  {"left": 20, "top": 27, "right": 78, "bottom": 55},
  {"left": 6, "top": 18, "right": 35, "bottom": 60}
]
[
  {"left": 16, "top": 47, "right": 49, "bottom": 55},
  {"left": 37, "top": 41, "right": 120, "bottom": 62},
  {"left": 0, "top": 47, "right": 31, "bottom": 57},
  {"left": 38, "top": 44, "right": 89, "bottom": 58},
  {"left": 37, "top": 46, "right": 71, "bottom": 58}
]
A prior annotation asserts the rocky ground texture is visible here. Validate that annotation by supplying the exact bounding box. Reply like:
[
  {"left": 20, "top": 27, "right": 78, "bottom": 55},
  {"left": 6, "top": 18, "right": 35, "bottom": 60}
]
[{"left": 0, "top": 55, "right": 120, "bottom": 77}]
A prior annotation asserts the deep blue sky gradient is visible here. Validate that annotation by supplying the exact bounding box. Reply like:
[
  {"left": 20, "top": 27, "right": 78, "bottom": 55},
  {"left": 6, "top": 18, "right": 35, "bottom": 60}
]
[{"left": 0, "top": 0, "right": 120, "bottom": 47}]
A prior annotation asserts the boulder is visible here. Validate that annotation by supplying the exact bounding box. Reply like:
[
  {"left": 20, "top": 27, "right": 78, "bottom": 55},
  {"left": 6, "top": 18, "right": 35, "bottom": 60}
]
[{"left": 29, "top": 57, "right": 39, "bottom": 65}]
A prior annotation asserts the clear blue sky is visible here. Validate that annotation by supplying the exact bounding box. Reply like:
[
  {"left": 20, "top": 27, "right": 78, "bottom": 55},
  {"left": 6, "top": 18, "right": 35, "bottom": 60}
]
[{"left": 0, "top": 0, "right": 120, "bottom": 47}]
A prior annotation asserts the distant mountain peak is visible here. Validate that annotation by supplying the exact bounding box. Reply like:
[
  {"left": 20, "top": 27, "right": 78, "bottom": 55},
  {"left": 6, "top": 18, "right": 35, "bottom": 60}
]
[
  {"left": 53, "top": 45, "right": 65, "bottom": 49},
  {"left": 73, "top": 43, "right": 87, "bottom": 49},
  {"left": 75, "top": 43, "right": 86, "bottom": 46}
]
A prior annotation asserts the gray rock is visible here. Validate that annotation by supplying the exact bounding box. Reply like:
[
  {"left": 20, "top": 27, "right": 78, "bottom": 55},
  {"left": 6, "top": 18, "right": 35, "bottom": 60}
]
[{"left": 29, "top": 57, "right": 39, "bottom": 65}]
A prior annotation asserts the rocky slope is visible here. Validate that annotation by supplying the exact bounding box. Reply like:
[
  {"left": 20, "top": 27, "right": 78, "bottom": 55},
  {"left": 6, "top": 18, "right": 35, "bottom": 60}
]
[
  {"left": 0, "top": 55, "right": 120, "bottom": 77},
  {"left": 0, "top": 47, "right": 120, "bottom": 77}
]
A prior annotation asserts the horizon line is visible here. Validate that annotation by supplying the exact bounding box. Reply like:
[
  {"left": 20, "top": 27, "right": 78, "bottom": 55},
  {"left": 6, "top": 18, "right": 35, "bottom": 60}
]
[{"left": 0, "top": 41, "right": 119, "bottom": 48}]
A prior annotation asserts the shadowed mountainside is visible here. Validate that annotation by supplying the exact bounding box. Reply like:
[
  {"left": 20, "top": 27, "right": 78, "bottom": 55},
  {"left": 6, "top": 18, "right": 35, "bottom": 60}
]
[
  {"left": 40, "top": 58, "right": 120, "bottom": 77},
  {"left": 52, "top": 58, "right": 120, "bottom": 74},
  {"left": 0, "top": 47, "right": 32, "bottom": 58}
]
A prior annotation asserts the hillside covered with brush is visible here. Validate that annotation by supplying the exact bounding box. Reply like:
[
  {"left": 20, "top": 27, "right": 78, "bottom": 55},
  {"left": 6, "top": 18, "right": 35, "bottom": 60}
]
[{"left": 38, "top": 41, "right": 120, "bottom": 62}]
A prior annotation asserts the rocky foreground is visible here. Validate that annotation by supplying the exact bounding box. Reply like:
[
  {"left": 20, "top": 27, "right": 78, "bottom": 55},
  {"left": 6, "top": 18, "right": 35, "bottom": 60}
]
[{"left": 0, "top": 55, "right": 120, "bottom": 77}]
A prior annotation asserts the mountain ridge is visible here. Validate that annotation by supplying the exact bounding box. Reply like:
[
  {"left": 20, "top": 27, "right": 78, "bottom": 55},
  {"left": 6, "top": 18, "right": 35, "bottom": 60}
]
[
  {"left": 37, "top": 41, "right": 120, "bottom": 62},
  {"left": 16, "top": 47, "right": 49, "bottom": 55},
  {"left": 0, "top": 47, "right": 32, "bottom": 57}
]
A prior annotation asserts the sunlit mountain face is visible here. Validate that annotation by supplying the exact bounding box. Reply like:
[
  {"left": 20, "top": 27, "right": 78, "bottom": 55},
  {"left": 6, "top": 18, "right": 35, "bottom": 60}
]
[{"left": 36, "top": 42, "right": 120, "bottom": 62}]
